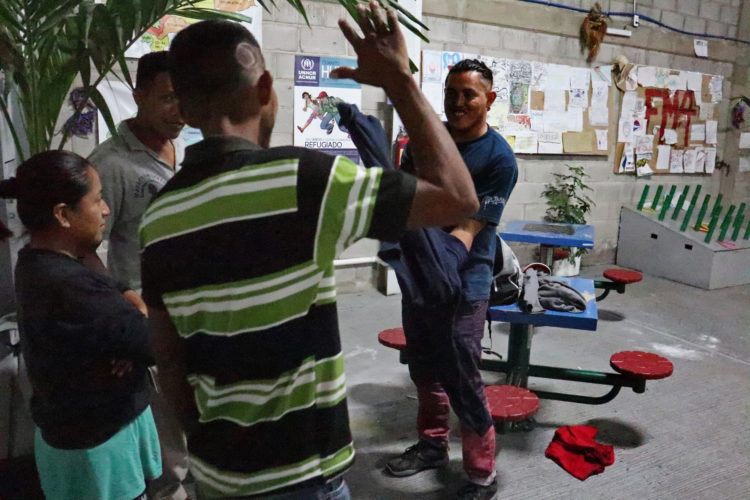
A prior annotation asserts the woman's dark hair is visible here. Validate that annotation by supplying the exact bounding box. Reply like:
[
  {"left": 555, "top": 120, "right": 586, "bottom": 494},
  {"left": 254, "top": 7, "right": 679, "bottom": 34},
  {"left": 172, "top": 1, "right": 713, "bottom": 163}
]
[{"left": 0, "top": 150, "right": 92, "bottom": 240}]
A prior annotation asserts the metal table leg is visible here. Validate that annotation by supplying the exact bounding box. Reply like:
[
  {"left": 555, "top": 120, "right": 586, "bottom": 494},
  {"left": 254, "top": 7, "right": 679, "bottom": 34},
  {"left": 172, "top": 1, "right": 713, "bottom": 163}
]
[
  {"left": 506, "top": 323, "right": 533, "bottom": 387},
  {"left": 539, "top": 245, "right": 555, "bottom": 267}
]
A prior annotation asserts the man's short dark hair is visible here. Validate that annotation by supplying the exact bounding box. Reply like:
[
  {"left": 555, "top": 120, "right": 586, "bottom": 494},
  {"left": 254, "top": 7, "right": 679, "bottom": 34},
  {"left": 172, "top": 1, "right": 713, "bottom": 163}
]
[
  {"left": 136, "top": 51, "right": 170, "bottom": 90},
  {"left": 168, "top": 20, "right": 262, "bottom": 114},
  {"left": 446, "top": 59, "right": 493, "bottom": 87}
]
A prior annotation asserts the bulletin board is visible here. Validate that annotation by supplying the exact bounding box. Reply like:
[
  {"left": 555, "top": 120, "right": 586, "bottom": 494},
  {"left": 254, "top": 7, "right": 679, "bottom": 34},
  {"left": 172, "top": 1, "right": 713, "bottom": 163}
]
[
  {"left": 419, "top": 50, "right": 615, "bottom": 155},
  {"left": 613, "top": 67, "right": 723, "bottom": 176}
]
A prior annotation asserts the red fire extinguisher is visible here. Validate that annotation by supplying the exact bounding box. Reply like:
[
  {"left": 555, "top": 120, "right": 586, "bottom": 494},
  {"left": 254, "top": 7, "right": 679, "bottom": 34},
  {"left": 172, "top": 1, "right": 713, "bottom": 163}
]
[{"left": 394, "top": 128, "right": 409, "bottom": 168}]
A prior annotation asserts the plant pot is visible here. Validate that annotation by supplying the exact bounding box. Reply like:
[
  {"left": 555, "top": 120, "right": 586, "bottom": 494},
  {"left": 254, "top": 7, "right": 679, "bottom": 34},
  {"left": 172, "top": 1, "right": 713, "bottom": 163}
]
[{"left": 552, "top": 252, "right": 581, "bottom": 277}]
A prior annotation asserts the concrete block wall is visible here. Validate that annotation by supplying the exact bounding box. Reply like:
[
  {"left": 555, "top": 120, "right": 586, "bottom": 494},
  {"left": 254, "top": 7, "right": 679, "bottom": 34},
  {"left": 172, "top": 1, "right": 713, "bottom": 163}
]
[{"left": 262, "top": 0, "right": 748, "bottom": 266}]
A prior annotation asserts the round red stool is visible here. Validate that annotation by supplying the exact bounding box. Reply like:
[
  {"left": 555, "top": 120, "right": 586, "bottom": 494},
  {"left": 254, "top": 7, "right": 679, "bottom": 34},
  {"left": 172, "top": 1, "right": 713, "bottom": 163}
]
[
  {"left": 485, "top": 385, "right": 539, "bottom": 422},
  {"left": 603, "top": 268, "right": 643, "bottom": 284},
  {"left": 610, "top": 351, "right": 673, "bottom": 379},
  {"left": 377, "top": 328, "right": 407, "bottom": 351}
]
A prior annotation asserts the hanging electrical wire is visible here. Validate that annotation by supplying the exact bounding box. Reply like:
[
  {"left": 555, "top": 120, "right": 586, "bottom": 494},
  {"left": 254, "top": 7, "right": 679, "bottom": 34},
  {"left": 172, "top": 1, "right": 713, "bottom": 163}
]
[{"left": 518, "top": 0, "right": 750, "bottom": 45}]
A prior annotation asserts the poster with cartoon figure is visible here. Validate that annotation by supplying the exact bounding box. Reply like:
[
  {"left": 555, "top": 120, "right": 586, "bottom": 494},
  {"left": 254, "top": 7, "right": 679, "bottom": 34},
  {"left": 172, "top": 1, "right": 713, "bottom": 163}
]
[
  {"left": 124, "top": 0, "right": 263, "bottom": 58},
  {"left": 294, "top": 55, "right": 361, "bottom": 163}
]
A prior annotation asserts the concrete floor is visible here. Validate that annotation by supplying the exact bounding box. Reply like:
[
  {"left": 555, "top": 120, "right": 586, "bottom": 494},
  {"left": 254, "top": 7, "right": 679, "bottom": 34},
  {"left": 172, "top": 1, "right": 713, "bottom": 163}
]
[{"left": 336, "top": 265, "right": 750, "bottom": 500}]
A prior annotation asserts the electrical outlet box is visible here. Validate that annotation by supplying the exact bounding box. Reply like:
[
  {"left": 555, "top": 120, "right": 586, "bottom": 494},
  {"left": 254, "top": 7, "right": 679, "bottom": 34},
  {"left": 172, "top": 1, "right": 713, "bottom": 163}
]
[{"left": 633, "top": 14, "right": 640, "bottom": 27}]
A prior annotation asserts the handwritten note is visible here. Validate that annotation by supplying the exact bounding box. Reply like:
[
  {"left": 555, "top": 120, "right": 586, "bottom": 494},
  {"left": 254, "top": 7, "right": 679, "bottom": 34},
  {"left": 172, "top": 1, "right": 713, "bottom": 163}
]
[
  {"left": 544, "top": 90, "right": 566, "bottom": 112},
  {"left": 709, "top": 76, "right": 723, "bottom": 102},
  {"left": 545, "top": 64, "right": 570, "bottom": 91},
  {"left": 589, "top": 107, "right": 609, "bottom": 126},
  {"left": 704, "top": 147, "right": 716, "bottom": 174},
  {"left": 566, "top": 108, "right": 584, "bottom": 132},
  {"left": 618, "top": 118, "right": 634, "bottom": 143},
  {"left": 595, "top": 129, "right": 608, "bottom": 150},
  {"left": 656, "top": 145, "right": 671, "bottom": 170},
  {"left": 637, "top": 66, "right": 656, "bottom": 88},
  {"left": 690, "top": 124, "right": 706, "bottom": 143},
  {"left": 669, "top": 149, "right": 684, "bottom": 173},
  {"left": 591, "top": 80, "right": 609, "bottom": 108},
  {"left": 513, "top": 132, "right": 538, "bottom": 154},
  {"left": 705, "top": 120, "right": 718, "bottom": 144},
  {"left": 538, "top": 131, "right": 563, "bottom": 154},
  {"left": 694, "top": 39, "right": 708, "bottom": 58},
  {"left": 622, "top": 147, "right": 635, "bottom": 172},
  {"left": 663, "top": 128, "right": 678, "bottom": 145},
  {"left": 568, "top": 88, "right": 588, "bottom": 108},
  {"left": 694, "top": 146, "right": 705, "bottom": 173},
  {"left": 654, "top": 68, "right": 670, "bottom": 88},
  {"left": 683, "top": 148, "right": 697, "bottom": 173},
  {"left": 636, "top": 135, "right": 654, "bottom": 155},
  {"left": 622, "top": 91, "right": 637, "bottom": 113},
  {"left": 569, "top": 67, "right": 591, "bottom": 90},
  {"left": 543, "top": 111, "right": 569, "bottom": 133},
  {"left": 591, "top": 65, "right": 613, "bottom": 85},
  {"left": 530, "top": 109, "right": 544, "bottom": 131},
  {"left": 699, "top": 102, "right": 714, "bottom": 121},
  {"left": 531, "top": 61, "right": 548, "bottom": 91},
  {"left": 686, "top": 72, "right": 702, "bottom": 92},
  {"left": 667, "top": 73, "right": 686, "bottom": 91}
]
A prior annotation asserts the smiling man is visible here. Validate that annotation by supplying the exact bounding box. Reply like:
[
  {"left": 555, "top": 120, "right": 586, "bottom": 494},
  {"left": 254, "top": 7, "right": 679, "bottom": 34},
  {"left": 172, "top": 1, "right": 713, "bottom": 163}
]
[
  {"left": 386, "top": 59, "right": 518, "bottom": 500},
  {"left": 89, "top": 51, "right": 186, "bottom": 292},
  {"left": 88, "top": 51, "right": 188, "bottom": 500}
]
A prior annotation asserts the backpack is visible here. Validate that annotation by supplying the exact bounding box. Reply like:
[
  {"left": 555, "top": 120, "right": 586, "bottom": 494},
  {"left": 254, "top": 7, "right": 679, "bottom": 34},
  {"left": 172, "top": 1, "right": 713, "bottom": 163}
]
[{"left": 489, "top": 234, "right": 522, "bottom": 306}]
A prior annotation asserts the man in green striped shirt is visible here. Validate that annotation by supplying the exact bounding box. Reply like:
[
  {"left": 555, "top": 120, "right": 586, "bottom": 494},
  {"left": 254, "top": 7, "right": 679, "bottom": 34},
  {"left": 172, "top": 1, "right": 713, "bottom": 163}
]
[{"left": 141, "top": 3, "right": 480, "bottom": 498}]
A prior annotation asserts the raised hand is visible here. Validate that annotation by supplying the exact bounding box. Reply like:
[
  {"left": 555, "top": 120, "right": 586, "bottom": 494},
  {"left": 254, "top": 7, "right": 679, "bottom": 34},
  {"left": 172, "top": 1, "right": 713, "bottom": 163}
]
[{"left": 331, "top": 1, "right": 411, "bottom": 92}]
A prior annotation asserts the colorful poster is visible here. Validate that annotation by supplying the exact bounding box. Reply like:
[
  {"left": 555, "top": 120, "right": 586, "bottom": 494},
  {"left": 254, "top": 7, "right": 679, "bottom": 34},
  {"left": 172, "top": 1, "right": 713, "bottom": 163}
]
[
  {"left": 421, "top": 50, "right": 443, "bottom": 83},
  {"left": 509, "top": 82, "right": 529, "bottom": 114},
  {"left": 294, "top": 55, "right": 361, "bottom": 163},
  {"left": 124, "top": 0, "right": 263, "bottom": 58}
]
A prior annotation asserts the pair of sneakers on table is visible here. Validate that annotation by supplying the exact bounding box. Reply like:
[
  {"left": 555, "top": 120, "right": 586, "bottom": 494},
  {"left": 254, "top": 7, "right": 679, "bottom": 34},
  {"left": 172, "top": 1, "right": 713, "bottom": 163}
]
[{"left": 385, "top": 440, "right": 498, "bottom": 500}]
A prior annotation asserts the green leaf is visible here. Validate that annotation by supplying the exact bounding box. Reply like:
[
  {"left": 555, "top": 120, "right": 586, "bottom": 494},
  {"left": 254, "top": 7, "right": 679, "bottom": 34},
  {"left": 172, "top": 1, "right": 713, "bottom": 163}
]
[
  {"left": 387, "top": 0, "right": 428, "bottom": 30},
  {"left": 88, "top": 86, "right": 117, "bottom": 139},
  {"left": 175, "top": 7, "right": 253, "bottom": 24}
]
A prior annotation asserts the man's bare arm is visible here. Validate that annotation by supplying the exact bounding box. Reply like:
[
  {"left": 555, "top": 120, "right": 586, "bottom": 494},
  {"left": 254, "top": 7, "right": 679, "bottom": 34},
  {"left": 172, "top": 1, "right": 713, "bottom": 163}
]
[
  {"left": 332, "top": 2, "right": 478, "bottom": 228},
  {"left": 148, "top": 307, "right": 199, "bottom": 435},
  {"left": 451, "top": 218, "right": 487, "bottom": 251}
]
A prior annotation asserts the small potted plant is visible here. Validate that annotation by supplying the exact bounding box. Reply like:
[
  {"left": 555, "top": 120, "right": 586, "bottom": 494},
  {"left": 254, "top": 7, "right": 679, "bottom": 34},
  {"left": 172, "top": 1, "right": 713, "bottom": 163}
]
[{"left": 541, "top": 165, "right": 595, "bottom": 276}]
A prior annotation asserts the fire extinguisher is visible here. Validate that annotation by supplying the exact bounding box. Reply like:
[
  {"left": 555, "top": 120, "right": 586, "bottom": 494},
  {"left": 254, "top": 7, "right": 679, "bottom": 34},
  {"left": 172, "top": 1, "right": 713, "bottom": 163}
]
[{"left": 394, "top": 128, "right": 409, "bottom": 168}]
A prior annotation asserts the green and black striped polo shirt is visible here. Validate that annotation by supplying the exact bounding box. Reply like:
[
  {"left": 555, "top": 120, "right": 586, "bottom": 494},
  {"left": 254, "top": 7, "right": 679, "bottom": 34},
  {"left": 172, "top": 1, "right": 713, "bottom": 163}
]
[{"left": 140, "top": 136, "right": 415, "bottom": 497}]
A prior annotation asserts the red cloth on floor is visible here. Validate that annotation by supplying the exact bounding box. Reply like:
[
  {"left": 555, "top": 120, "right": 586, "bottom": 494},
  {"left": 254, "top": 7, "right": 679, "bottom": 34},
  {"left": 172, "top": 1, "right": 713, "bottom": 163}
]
[{"left": 545, "top": 425, "right": 615, "bottom": 480}]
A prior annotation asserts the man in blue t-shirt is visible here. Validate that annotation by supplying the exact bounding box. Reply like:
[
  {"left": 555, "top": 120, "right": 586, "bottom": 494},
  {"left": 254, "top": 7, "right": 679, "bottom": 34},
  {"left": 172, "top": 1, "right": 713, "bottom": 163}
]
[{"left": 386, "top": 59, "right": 517, "bottom": 500}]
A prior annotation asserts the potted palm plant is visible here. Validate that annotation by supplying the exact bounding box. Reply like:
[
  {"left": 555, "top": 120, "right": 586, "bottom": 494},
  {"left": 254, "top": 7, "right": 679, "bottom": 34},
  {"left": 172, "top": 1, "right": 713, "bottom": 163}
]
[
  {"left": 541, "top": 165, "right": 595, "bottom": 276},
  {"left": 0, "top": 0, "right": 428, "bottom": 161}
]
